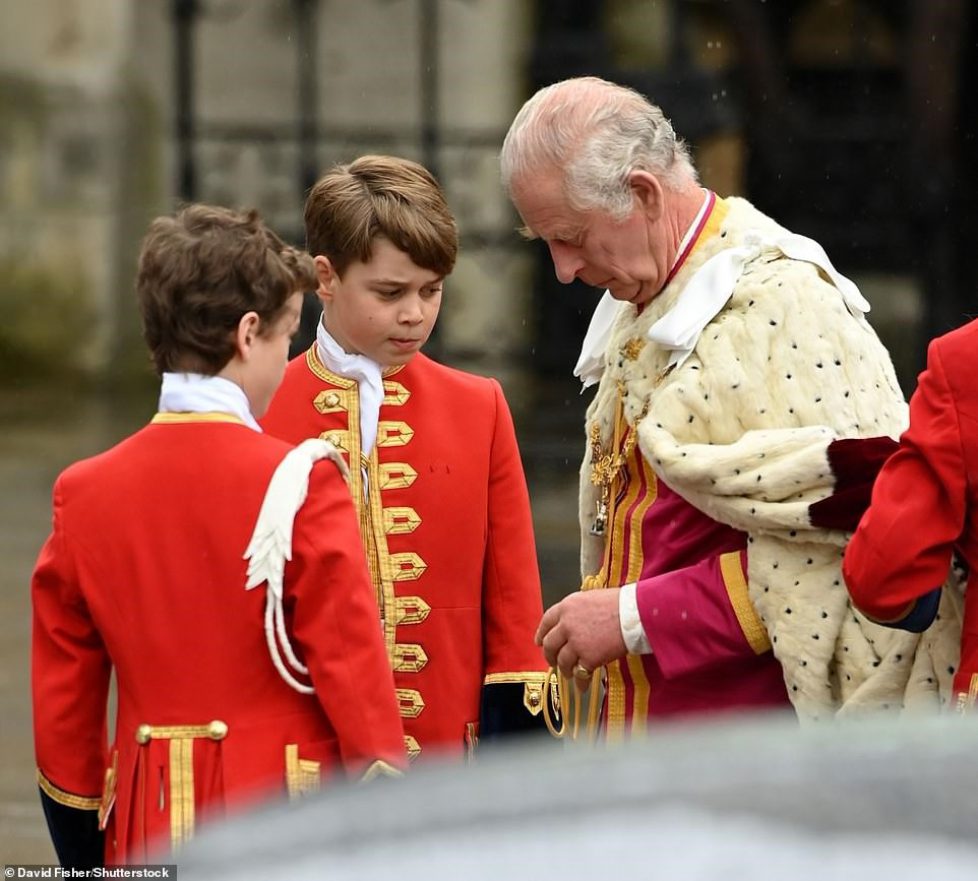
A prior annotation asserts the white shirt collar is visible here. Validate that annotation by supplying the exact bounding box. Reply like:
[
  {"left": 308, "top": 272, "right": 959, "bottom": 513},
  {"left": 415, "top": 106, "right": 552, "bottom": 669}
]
[{"left": 158, "top": 373, "right": 261, "bottom": 431}]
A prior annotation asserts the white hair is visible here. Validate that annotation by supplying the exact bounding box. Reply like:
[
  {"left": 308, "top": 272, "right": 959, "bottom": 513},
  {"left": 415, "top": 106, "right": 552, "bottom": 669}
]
[{"left": 500, "top": 76, "right": 699, "bottom": 220}]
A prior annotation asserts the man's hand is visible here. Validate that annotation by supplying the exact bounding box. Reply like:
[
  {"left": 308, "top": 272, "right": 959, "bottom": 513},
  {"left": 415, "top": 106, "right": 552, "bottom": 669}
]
[{"left": 535, "top": 589, "right": 627, "bottom": 680}]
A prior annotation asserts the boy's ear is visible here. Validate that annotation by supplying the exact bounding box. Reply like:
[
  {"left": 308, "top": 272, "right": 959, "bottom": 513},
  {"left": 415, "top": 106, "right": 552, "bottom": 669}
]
[
  {"left": 313, "top": 255, "right": 338, "bottom": 304},
  {"left": 233, "top": 311, "right": 262, "bottom": 360}
]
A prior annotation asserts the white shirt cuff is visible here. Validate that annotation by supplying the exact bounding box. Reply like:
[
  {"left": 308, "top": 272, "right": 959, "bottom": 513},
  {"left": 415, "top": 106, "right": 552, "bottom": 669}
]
[{"left": 619, "top": 582, "right": 652, "bottom": 655}]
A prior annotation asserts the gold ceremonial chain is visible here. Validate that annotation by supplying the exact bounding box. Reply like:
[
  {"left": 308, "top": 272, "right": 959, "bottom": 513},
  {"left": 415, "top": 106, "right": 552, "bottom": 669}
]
[
  {"left": 588, "top": 388, "right": 626, "bottom": 537},
  {"left": 588, "top": 381, "right": 652, "bottom": 536},
  {"left": 587, "top": 361, "right": 673, "bottom": 536}
]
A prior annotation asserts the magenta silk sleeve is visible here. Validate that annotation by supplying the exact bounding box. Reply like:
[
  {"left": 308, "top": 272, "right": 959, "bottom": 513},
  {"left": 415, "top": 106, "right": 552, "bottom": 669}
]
[{"left": 635, "top": 549, "right": 771, "bottom": 680}]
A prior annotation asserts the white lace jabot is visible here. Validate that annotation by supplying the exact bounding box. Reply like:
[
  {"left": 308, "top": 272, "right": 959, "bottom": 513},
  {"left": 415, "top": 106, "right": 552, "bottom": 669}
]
[
  {"left": 158, "top": 372, "right": 261, "bottom": 431},
  {"left": 315, "top": 317, "right": 385, "bottom": 457}
]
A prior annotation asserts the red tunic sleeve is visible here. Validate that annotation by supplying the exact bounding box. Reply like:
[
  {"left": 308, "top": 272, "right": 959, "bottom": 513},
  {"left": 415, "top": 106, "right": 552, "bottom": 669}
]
[
  {"left": 32, "top": 476, "right": 111, "bottom": 803},
  {"left": 843, "top": 337, "right": 966, "bottom": 621}
]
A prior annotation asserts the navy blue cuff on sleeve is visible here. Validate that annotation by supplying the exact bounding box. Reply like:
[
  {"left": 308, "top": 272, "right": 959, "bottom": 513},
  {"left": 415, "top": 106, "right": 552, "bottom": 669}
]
[
  {"left": 39, "top": 787, "right": 104, "bottom": 869},
  {"left": 873, "top": 587, "right": 942, "bottom": 633},
  {"left": 479, "top": 682, "right": 548, "bottom": 744}
]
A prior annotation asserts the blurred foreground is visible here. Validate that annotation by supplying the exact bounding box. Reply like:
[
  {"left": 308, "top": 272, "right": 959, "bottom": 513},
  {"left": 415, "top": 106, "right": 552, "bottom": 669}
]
[{"left": 180, "top": 713, "right": 978, "bottom": 880}]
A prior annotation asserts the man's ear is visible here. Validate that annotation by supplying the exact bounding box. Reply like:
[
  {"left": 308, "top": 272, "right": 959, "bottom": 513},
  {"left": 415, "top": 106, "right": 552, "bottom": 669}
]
[
  {"left": 233, "top": 310, "right": 262, "bottom": 360},
  {"left": 314, "top": 255, "right": 338, "bottom": 305},
  {"left": 628, "top": 170, "right": 664, "bottom": 223}
]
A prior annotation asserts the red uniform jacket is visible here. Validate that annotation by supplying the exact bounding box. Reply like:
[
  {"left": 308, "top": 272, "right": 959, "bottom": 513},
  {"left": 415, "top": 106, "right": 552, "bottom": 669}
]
[
  {"left": 261, "top": 349, "right": 548, "bottom": 760},
  {"left": 844, "top": 318, "right": 978, "bottom": 708},
  {"left": 32, "top": 413, "right": 406, "bottom": 863}
]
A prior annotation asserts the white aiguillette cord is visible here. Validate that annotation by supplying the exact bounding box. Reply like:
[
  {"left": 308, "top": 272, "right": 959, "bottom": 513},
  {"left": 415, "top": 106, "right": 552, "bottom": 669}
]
[{"left": 244, "top": 438, "right": 349, "bottom": 693}]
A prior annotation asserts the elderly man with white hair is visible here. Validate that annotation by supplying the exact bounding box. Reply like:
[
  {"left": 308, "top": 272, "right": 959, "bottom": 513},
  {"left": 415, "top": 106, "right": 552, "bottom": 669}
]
[{"left": 501, "top": 76, "right": 960, "bottom": 736}]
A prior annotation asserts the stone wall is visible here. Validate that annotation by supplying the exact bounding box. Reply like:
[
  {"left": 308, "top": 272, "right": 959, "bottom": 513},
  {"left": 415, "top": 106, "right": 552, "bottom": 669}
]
[
  {"left": 0, "top": 0, "right": 163, "bottom": 386},
  {"left": 0, "top": 0, "right": 535, "bottom": 384}
]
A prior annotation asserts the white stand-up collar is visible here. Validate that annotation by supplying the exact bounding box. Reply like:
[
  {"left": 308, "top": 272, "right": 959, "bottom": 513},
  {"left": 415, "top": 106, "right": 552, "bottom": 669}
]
[
  {"left": 315, "top": 316, "right": 385, "bottom": 457},
  {"left": 158, "top": 372, "right": 261, "bottom": 431}
]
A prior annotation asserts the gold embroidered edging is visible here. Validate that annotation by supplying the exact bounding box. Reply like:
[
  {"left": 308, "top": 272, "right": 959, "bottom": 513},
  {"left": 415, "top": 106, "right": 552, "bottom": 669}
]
[
  {"left": 957, "top": 673, "right": 978, "bottom": 714},
  {"left": 393, "top": 643, "right": 429, "bottom": 673},
  {"left": 465, "top": 722, "right": 479, "bottom": 760},
  {"left": 365, "top": 454, "right": 399, "bottom": 661},
  {"left": 151, "top": 412, "right": 244, "bottom": 425},
  {"left": 360, "top": 760, "right": 403, "bottom": 782},
  {"left": 482, "top": 673, "right": 549, "bottom": 715},
  {"left": 133, "top": 720, "right": 228, "bottom": 850},
  {"left": 285, "top": 744, "right": 321, "bottom": 799},
  {"left": 303, "top": 350, "right": 404, "bottom": 383},
  {"left": 305, "top": 346, "right": 357, "bottom": 387},
  {"left": 169, "top": 737, "right": 195, "bottom": 850},
  {"left": 394, "top": 595, "right": 431, "bottom": 625},
  {"left": 625, "top": 451, "right": 658, "bottom": 583},
  {"left": 378, "top": 462, "right": 418, "bottom": 490},
  {"left": 383, "top": 506, "right": 421, "bottom": 535},
  {"left": 383, "top": 380, "right": 410, "bottom": 406},
  {"left": 36, "top": 770, "right": 101, "bottom": 810},
  {"left": 626, "top": 654, "right": 649, "bottom": 733},
  {"left": 135, "top": 721, "right": 228, "bottom": 743},
  {"left": 605, "top": 658, "right": 626, "bottom": 742},
  {"left": 377, "top": 421, "right": 414, "bottom": 447},
  {"left": 720, "top": 551, "right": 771, "bottom": 654},
  {"left": 304, "top": 345, "right": 415, "bottom": 663},
  {"left": 389, "top": 552, "right": 428, "bottom": 581},
  {"left": 396, "top": 688, "right": 425, "bottom": 718},
  {"left": 483, "top": 672, "right": 550, "bottom": 685},
  {"left": 404, "top": 735, "right": 422, "bottom": 761}
]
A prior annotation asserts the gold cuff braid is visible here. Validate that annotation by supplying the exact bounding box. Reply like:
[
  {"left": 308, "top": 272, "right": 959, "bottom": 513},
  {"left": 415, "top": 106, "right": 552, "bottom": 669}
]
[{"left": 36, "top": 770, "right": 101, "bottom": 811}]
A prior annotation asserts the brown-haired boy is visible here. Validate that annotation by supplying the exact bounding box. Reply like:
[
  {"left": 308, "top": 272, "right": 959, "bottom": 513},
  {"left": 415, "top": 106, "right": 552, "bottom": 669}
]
[
  {"left": 32, "top": 204, "right": 406, "bottom": 867},
  {"left": 262, "top": 156, "right": 548, "bottom": 760}
]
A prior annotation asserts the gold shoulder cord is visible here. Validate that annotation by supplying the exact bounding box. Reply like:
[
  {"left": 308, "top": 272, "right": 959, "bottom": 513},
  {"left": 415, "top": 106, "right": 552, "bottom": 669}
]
[{"left": 587, "top": 380, "right": 655, "bottom": 538}]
